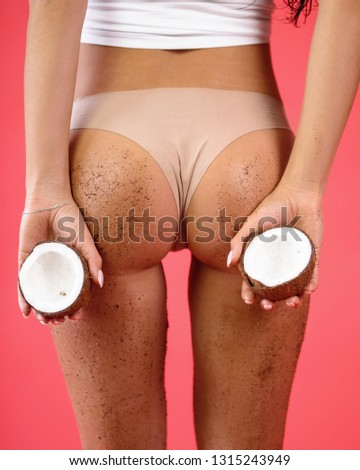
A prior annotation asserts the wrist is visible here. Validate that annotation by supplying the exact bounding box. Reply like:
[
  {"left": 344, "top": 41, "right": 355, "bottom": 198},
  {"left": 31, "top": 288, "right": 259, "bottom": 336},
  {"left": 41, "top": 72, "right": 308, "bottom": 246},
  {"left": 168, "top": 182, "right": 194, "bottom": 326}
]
[
  {"left": 26, "top": 156, "right": 71, "bottom": 195},
  {"left": 25, "top": 186, "right": 74, "bottom": 209},
  {"left": 279, "top": 169, "right": 325, "bottom": 199},
  {"left": 276, "top": 178, "right": 324, "bottom": 213},
  {"left": 26, "top": 178, "right": 72, "bottom": 200}
]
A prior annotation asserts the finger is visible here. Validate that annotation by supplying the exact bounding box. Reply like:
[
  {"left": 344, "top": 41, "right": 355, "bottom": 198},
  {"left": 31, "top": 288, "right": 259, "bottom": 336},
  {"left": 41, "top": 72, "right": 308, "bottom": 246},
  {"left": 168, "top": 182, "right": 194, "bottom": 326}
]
[
  {"left": 285, "top": 295, "right": 302, "bottom": 308},
  {"left": 261, "top": 298, "right": 275, "bottom": 311},
  {"left": 228, "top": 215, "right": 258, "bottom": 267},
  {"left": 78, "top": 225, "right": 104, "bottom": 288},
  {"left": 18, "top": 248, "right": 33, "bottom": 318},
  {"left": 33, "top": 311, "right": 50, "bottom": 324},
  {"left": 50, "top": 317, "right": 65, "bottom": 325},
  {"left": 18, "top": 285, "right": 31, "bottom": 318},
  {"left": 68, "top": 309, "right": 83, "bottom": 321},
  {"left": 229, "top": 209, "right": 277, "bottom": 267},
  {"left": 304, "top": 281, "right": 317, "bottom": 295},
  {"left": 305, "top": 261, "right": 320, "bottom": 294},
  {"left": 241, "top": 279, "right": 255, "bottom": 304}
]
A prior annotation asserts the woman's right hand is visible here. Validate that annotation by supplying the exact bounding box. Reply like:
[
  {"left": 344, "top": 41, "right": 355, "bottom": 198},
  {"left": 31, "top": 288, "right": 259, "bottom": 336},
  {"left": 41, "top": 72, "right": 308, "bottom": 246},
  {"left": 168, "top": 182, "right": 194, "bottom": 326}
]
[{"left": 18, "top": 196, "right": 103, "bottom": 325}]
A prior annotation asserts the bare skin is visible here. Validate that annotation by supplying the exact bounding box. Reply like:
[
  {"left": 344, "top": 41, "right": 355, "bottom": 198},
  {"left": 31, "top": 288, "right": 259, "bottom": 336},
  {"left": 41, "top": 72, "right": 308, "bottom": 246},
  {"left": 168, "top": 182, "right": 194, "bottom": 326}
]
[
  {"left": 45, "top": 43, "right": 307, "bottom": 450},
  {"left": 73, "top": 43, "right": 282, "bottom": 98},
  {"left": 19, "top": 0, "right": 360, "bottom": 450}
]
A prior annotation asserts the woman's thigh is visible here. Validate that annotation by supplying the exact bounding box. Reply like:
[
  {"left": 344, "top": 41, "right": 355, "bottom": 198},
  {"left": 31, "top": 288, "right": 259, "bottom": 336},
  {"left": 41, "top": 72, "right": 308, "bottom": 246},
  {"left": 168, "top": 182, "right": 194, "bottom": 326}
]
[
  {"left": 186, "top": 129, "right": 310, "bottom": 449},
  {"left": 50, "top": 129, "right": 178, "bottom": 449}
]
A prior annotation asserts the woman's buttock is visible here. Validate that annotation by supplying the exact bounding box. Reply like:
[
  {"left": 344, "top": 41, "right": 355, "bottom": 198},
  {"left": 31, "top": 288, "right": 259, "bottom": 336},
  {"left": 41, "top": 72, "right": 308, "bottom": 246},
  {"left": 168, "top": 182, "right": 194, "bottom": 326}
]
[
  {"left": 69, "top": 43, "right": 292, "bottom": 256},
  {"left": 70, "top": 87, "right": 292, "bottom": 217}
]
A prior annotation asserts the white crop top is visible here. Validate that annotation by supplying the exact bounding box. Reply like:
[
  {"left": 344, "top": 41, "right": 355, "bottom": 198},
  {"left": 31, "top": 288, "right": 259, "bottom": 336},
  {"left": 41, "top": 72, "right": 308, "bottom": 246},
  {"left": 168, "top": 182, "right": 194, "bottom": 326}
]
[{"left": 80, "top": 1, "right": 275, "bottom": 49}]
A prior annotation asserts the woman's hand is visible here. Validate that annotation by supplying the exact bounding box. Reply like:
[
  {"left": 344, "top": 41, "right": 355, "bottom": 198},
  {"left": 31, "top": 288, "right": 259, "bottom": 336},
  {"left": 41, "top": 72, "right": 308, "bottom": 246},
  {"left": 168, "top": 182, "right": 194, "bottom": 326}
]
[
  {"left": 18, "top": 195, "right": 103, "bottom": 325},
  {"left": 227, "top": 184, "right": 323, "bottom": 310}
]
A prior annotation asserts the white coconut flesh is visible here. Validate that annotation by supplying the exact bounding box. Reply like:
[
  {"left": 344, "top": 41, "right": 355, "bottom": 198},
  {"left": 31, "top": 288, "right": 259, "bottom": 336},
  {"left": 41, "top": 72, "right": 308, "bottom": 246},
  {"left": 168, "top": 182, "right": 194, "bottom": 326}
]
[
  {"left": 19, "top": 242, "right": 85, "bottom": 314},
  {"left": 243, "top": 227, "right": 312, "bottom": 287}
]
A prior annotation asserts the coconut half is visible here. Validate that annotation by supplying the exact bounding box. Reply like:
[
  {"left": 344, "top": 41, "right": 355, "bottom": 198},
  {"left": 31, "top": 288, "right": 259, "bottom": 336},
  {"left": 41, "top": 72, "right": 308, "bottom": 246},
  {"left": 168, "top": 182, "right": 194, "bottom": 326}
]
[
  {"left": 238, "top": 227, "right": 315, "bottom": 301},
  {"left": 18, "top": 241, "right": 91, "bottom": 318}
]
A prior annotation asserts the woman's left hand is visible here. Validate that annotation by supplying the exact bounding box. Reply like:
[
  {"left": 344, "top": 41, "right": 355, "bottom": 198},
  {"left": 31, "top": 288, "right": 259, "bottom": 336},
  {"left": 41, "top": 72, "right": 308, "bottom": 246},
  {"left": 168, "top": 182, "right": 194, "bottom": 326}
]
[{"left": 227, "top": 184, "right": 324, "bottom": 310}]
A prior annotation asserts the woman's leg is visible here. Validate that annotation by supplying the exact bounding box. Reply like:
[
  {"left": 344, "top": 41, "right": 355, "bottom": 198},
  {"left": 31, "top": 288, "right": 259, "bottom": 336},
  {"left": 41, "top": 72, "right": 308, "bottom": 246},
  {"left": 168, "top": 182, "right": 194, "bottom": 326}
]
[
  {"left": 187, "top": 128, "right": 310, "bottom": 449},
  {"left": 50, "top": 129, "right": 178, "bottom": 449}
]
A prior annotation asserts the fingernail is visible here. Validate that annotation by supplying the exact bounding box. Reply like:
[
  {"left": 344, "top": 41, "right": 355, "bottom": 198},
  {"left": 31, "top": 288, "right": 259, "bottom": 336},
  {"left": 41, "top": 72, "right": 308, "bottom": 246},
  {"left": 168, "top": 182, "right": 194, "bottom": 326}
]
[
  {"left": 244, "top": 299, "right": 253, "bottom": 305},
  {"left": 22, "top": 312, "right": 29, "bottom": 319},
  {"left": 98, "top": 269, "right": 104, "bottom": 288},
  {"left": 226, "top": 250, "right": 233, "bottom": 268},
  {"left": 287, "top": 302, "right": 296, "bottom": 308},
  {"left": 39, "top": 320, "right": 47, "bottom": 325},
  {"left": 69, "top": 310, "right": 82, "bottom": 321},
  {"left": 263, "top": 304, "right": 272, "bottom": 310}
]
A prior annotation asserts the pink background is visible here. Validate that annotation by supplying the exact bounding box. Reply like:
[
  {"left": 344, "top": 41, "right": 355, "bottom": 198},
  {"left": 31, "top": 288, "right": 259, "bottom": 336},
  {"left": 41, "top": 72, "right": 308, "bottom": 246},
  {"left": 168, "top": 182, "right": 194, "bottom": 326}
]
[{"left": 1, "top": 1, "right": 359, "bottom": 450}]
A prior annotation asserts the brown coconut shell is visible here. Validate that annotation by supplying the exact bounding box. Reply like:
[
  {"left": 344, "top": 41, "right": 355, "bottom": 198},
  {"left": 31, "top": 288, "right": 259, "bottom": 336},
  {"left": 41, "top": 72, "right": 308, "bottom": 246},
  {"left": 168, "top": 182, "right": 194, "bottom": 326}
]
[
  {"left": 18, "top": 240, "right": 91, "bottom": 319},
  {"left": 238, "top": 227, "right": 316, "bottom": 301}
]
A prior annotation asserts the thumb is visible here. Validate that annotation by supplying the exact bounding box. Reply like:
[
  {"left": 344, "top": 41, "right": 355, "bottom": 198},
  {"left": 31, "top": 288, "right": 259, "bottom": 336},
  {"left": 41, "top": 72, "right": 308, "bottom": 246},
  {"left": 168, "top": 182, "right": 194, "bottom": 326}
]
[
  {"left": 76, "top": 224, "right": 104, "bottom": 288},
  {"left": 228, "top": 208, "right": 277, "bottom": 267},
  {"left": 18, "top": 248, "right": 34, "bottom": 318},
  {"left": 18, "top": 281, "right": 31, "bottom": 318}
]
